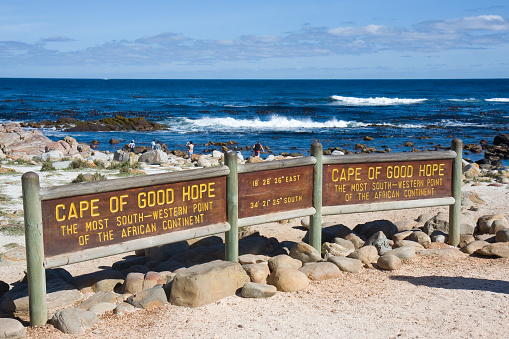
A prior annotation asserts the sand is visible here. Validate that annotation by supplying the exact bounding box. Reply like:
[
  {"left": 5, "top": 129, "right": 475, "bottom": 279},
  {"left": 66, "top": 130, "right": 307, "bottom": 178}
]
[{"left": 0, "top": 162, "right": 508, "bottom": 338}]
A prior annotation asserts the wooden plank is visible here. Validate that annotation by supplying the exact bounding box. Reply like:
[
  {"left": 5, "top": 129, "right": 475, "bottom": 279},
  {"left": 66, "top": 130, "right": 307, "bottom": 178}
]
[
  {"left": 322, "top": 197, "right": 455, "bottom": 215},
  {"left": 40, "top": 166, "right": 230, "bottom": 200},
  {"left": 238, "top": 207, "right": 316, "bottom": 228},
  {"left": 238, "top": 157, "right": 316, "bottom": 174},
  {"left": 323, "top": 159, "right": 453, "bottom": 207},
  {"left": 238, "top": 166, "right": 313, "bottom": 219},
  {"left": 41, "top": 176, "right": 227, "bottom": 258},
  {"left": 44, "top": 222, "right": 230, "bottom": 269},
  {"left": 323, "top": 150, "right": 456, "bottom": 165}
]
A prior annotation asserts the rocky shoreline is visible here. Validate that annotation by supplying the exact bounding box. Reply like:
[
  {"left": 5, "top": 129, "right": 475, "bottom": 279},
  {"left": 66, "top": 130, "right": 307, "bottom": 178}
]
[{"left": 0, "top": 122, "right": 508, "bottom": 337}]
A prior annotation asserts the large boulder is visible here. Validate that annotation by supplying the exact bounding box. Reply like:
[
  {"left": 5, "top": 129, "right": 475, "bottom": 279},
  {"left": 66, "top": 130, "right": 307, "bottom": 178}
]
[
  {"left": 268, "top": 255, "right": 302, "bottom": 271},
  {"left": 289, "top": 242, "right": 322, "bottom": 263},
  {"left": 267, "top": 267, "right": 309, "bottom": 292},
  {"left": 138, "top": 150, "right": 169, "bottom": 165},
  {"left": 299, "top": 262, "right": 341, "bottom": 281},
  {"left": 353, "top": 220, "right": 398, "bottom": 239},
  {"left": 127, "top": 285, "right": 168, "bottom": 309},
  {"left": 365, "top": 231, "right": 392, "bottom": 255},
  {"left": 476, "top": 243, "right": 509, "bottom": 258},
  {"left": 477, "top": 214, "right": 507, "bottom": 234},
  {"left": 241, "top": 282, "right": 277, "bottom": 298},
  {"left": 424, "top": 212, "right": 476, "bottom": 235},
  {"left": 347, "top": 245, "right": 378, "bottom": 265},
  {"left": 0, "top": 318, "right": 26, "bottom": 338},
  {"left": 169, "top": 261, "right": 249, "bottom": 307},
  {"left": 494, "top": 133, "right": 509, "bottom": 146},
  {"left": 1, "top": 278, "right": 83, "bottom": 322},
  {"left": 327, "top": 256, "right": 363, "bottom": 273},
  {"left": 50, "top": 308, "right": 99, "bottom": 334}
]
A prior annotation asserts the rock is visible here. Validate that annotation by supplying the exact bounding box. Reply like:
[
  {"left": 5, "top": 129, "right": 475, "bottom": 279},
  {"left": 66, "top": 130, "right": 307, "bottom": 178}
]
[
  {"left": 430, "top": 230, "right": 448, "bottom": 243},
  {"left": 143, "top": 271, "right": 165, "bottom": 290},
  {"left": 238, "top": 254, "right": 269, "bottom": 265},
  {"left": 394, "top": 220, "right": 416, "bottom": 232},
  {"left": 424, "top": 212, "right": 476, "bottom": 236},
  {"left": 299, "top": 262, "right": 341, "bottom": 281},
  {"left": 321, "top": 241, "right": 354, "bottom": 257},
  {"left": 408, "top": 231, "right": 432, "bottom": 249},
  {"left": 365, "top": 231, "right": 392, "bottom": 255},
  {"left": 477, "top": 214, "right": 507, "bottom": 234},
  {"left": 109, "top": 139, "right": 120, "bottom": 144},
  {"left": 476, "top": 243, "right": 509, "bottom": 258},
  {"left": 113, "top": 302, "right": 136, "bottom": 315},
  {"left": 0, "top": 318, "right": 26, "bottom": 338},
  {"left": 0, "top": 280, "right": 9, "bottom": 297},
  {"left": 353, "top": 220, "right": 398, "bottom": 239},
  {"left": 416, "top": 213, "right": 433, "bottom": 223},
  {"left": 242, "top": 263, "right": 270, "bottom": 284},
  {"left": 343, "top": 232, "right": 365, "bottom": 249},
  {"left": 267, "top": 267, "right": 310, "bottom": 292},
  {"left": 145, "top": 241, "right": 189, "bottom": 261},
  {"left": 169, "top": 245, "right": 225, "bottom": 264},
  {"left": 50, "top": 308, "right": 99, "bottom": 334},
  {"left": 392, "top": 240, "right": 425, "bottom": 251},
  {"left": 123, "top": 272, "right": 145, "bottom": 294},
  {"left": 474, "top": 234, "right": 496, "bottom": 243},
  {"left": 418, "top": 248, "right": 468, "bottom": 259},
  {"left": 74, "top": 269, "right": 124, "bottom": 293},
  {"left": 327, "top": 256, "right": 363, "bottom": 273},
  {"left": 268, "top": 255, "right": 302, "bottom": 271},
  {"left": 1, "top": 278, "right": 82, "bottom": 322},
  {"left": 241, "top": 282, "right": 277, "bottom": 298},
  {"left": 41, "top": 150, "right": 64, "bottom": 162},
  {"left": 113, "top": 149, "right": 130, "bottom": 163},
  {"left": 88, "top": 302, "right": 117, "bottom": 316},
  {"left": 377, "top": 254, "right": 402, "bottom": 270},
  {"left": 78, "top": 291, "right": 123, "bottom": 311},
  {"left": 127, "top": 285, "right": 167, "bottom": 309},
  {"left": 461, "top": 240, "right": 490, "bottom": 254},
  {"left": 138, "top": 150, "right": 169, "bottom": 164},
  {"left": 463, "top": 163, "right": 481, "bottom": 177},
  {"left": 496, "top": 228, "right": 509, "bottom": 242},
  {"left": 289, "top": 242, "right": 322, "bottom": 263},
  {"left": 347, "top": 245, "right": 378, "bottom": 265},
  {"left": 494, "top": 133, "right": 509, "bottom": 146},
  {"left": 383, "top": 246, "right": 416, "bottom": 260},
  {"left": 0, "top": 246, "right": 26, "bottom": 266},
  {"left": 169, "top": 261, "right": 249, "bottom": 307},
  {"left": 491, "top": 220, "right": 509, "bottom": 234}
]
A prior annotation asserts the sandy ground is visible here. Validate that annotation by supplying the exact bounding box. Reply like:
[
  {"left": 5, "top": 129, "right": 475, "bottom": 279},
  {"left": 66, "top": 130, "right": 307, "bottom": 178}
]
[{"left": 1, "top": 163, "right": 508, "bottom": 338}]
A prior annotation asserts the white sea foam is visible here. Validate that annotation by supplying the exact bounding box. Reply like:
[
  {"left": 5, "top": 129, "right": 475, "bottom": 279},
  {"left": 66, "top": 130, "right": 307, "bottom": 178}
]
[
  {"left": 448, "top": 98, "right": 478, "bottom": 102},
  {"left": 331, "top": 95, "right": 427, "bottom": 106},
  {"left": 486, "top": 98, "right": 509, "bottom": 102},
  {"left": 187, "top": 116, "right": 365, "bottom": 130},
  {"left": 176, "top": 115, "right": 425, "bottom": 132}
]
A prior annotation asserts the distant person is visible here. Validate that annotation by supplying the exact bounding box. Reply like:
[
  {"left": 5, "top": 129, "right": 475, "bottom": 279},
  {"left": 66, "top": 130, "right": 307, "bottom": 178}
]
[
  {"left": 151, "top": 140, "right": 156, "bottom": 150},
  {"left": 186, "top": 141, "right": 194, "bottom": 157},
  {"left": 155, "top": 141, "right": 162, "bottom": 150},
  {"left": 253, "top": 142, "right": 264, "bottom": 157},
  {"left": 128, "top": 140, "right": 135, "bottom": 153}
]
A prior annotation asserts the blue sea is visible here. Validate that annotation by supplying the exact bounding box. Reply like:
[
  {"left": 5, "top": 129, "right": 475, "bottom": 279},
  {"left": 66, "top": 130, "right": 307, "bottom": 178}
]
[{"left": 1, "top": 78, "right": 508, "bottom": 161}]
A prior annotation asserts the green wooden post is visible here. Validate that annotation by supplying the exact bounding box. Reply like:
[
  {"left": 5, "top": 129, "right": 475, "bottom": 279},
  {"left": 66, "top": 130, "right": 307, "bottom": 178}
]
[
  {"left": 225, "top": 151, "right": 239, "bottom": 262},
  {"left": 310, "top": 142, "right": 323, "bottom": 251},
  {"left": 449, "top": 138, "right": 463, "bottom": 247},
  {"left": 22, "top": 172, "right": 47, "bottom": 327}
]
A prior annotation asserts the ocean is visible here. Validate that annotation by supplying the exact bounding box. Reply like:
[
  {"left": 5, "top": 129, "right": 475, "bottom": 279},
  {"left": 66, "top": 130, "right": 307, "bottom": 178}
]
[{"left": 1, "top": 78, "right": 508, "bottom": 161}]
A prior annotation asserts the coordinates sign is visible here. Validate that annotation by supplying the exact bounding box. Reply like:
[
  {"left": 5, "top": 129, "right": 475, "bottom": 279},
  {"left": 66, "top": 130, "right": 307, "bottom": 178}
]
[
  {"left": 323, "top": 159, "right": 452, "bottom": 206},
  {"left": 238, "top": 166, "right": 313, "bottom": 219},
  {"left": 41, "top": 177, "right": 226, "bottom": 258}
]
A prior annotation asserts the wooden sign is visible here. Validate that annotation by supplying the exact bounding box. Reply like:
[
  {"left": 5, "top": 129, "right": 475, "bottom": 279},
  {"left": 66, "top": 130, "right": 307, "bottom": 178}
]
[
  {"left": 238, "top": 166, "right": 313, "bottom": 219},
  {"left": 41, "top": 176, "right": 226, "bottom": 258},
  {"left": 323, "top": 159, "right": 453, "bottom": 206}
]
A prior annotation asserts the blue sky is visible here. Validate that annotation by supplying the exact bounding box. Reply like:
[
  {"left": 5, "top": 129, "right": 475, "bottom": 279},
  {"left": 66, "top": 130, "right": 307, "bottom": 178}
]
[{"left": 1, "top": 1, "right": 509, "bottom": 79}]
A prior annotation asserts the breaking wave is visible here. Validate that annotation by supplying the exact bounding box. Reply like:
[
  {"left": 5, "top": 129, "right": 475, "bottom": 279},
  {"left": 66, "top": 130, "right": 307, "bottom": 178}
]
[{"left": 331, "top": 95, "right": 427, "bottom": 106}]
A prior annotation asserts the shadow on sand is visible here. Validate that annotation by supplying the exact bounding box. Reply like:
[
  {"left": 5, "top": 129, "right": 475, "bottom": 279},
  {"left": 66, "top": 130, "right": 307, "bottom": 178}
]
[{"left": 390, "top": 275, "right": 509, "bottom": 295}]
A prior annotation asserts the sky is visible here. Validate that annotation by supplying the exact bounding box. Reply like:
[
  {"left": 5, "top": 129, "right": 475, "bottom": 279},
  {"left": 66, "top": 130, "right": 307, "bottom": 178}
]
[{"left": 1, "top": 1, "right": 509, "bottom": 79}]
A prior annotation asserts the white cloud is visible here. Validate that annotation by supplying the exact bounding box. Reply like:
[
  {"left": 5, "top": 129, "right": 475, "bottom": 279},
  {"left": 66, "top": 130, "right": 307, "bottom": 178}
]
[{"left": 1, "top": 15, "right": 508, "bottom": 67}]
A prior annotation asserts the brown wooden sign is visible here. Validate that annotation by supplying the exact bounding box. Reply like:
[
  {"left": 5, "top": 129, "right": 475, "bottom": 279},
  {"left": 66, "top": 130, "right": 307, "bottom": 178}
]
[
  {"left": 323, "top": 159, "right": 453, "bottom": 206},
  {"left": 41, "top": 176, "right": 226, "bottom": 258},
  {"left": 238, "top": 166, "right": 313, "bottom": 219}
]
